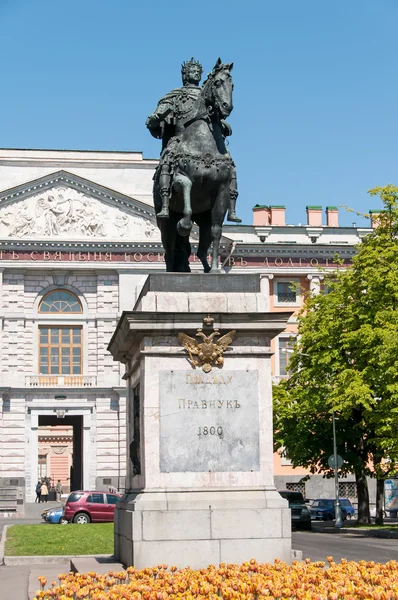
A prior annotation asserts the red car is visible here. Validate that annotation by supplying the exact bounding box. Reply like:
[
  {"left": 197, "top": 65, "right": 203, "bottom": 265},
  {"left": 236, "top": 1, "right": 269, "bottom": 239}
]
[{"left": 63, "top": 490, "right": 122, "bottom": 524}]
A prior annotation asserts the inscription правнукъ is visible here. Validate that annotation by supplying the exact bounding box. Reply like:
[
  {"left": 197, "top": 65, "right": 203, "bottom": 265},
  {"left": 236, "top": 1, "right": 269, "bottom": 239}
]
[
  {"left": 178, "top": 398, "right": 240, "bottom": 409},
  {"left": 160, "top": 370, "right": 259, "bottom": 472}
]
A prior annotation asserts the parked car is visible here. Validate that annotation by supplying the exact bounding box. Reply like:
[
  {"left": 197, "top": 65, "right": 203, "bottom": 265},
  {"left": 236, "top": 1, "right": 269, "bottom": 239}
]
[
  {"left": 278, "top": 490, "right": 312, "bottom": 530},
  {"left": 340, "top": 498, "right": 355, "bottom": 519},
  {"left": 310, "top": 498, "right": 355, "bottom": 521},
  {"left": 48, "top": 508, "right": 68, "bottom": 524},
  {"left": 63, "top": 491, "right": 122, "bottom": 524},
  {"left": 41, "top": 506, "right": 68, "bottom": 524}
]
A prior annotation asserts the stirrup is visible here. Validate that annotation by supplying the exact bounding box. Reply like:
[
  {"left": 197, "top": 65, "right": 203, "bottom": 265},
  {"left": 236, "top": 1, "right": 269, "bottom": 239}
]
[{"left": 227, "top": 212, "right": 242, "bottom": 223}]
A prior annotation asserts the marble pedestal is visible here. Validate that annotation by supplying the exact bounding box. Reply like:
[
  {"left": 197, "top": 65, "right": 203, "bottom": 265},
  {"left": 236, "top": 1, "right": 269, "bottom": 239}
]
[{"left": 108, "top": 274, "right": 293, "bottom": 568}]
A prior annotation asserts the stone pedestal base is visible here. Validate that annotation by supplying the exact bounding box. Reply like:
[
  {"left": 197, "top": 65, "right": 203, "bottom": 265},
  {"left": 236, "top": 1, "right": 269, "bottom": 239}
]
[
  {"left": 109, "top": 274, "right": 294, "bottom": 568},
  {"left": 114, "top": 489, "right": 291, "bottom": 569}
]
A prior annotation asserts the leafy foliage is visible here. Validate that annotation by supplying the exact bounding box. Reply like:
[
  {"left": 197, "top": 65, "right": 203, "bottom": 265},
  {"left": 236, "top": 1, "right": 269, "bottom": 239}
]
[{"left": 274, "top": 186, "right": 398, "bottom": 523}]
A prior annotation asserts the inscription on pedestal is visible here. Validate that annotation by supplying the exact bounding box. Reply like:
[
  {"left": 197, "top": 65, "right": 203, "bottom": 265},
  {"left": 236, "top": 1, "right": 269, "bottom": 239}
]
[{"left": 159, "top": 370, "right": 259, "bottom": 472}]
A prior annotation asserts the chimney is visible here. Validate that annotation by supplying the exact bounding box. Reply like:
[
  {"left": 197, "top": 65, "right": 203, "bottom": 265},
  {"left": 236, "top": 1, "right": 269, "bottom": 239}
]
[
  {"left": 326, "top": 206, "right": 339, "bottom": 227},
  {"left": 270, "top": 205, "right": 286, "bottom": 226},
  {"left": 306, "top": 205, "right": 322, "bottom": 227},
  {"left": 252, "top": 205, "right": 271, "bottom": 226},
  {"left": 369, "top": 210, "right": 381, "bottom": 229}
]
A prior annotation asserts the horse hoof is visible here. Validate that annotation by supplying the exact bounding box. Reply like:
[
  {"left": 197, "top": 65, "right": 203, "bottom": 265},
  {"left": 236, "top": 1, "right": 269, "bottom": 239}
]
[{"left": 177, "top": 219, "right": 192, "bottom": 237}]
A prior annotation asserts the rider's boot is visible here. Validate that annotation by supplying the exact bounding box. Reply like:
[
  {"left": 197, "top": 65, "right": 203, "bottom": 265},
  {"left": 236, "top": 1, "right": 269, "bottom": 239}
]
[
  {"left": 157, "top": 190, "right": 170, "bottom": 219},
  {"left": 157, "top": 171, "right": 171, "bottom": 219},
  {"left": 227, "top": 191, "right": 242, "bottom": 223}
]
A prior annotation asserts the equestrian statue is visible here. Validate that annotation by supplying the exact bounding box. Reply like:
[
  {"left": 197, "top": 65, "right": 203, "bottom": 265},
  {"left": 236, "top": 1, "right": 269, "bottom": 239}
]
[{"left": 146, "top": 57, "right": 240, "bottom": 272}]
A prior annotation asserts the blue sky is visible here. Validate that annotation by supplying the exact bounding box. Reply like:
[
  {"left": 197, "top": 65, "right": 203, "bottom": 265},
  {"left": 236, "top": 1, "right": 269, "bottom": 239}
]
[{"left": 1, "top": 0, "right": 397, "bottom": 227}]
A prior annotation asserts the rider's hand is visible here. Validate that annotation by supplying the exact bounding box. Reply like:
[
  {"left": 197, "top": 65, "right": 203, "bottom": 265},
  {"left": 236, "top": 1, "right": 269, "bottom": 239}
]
[{"left": 146, "top": 114, "right": 160, "bottom": 128}]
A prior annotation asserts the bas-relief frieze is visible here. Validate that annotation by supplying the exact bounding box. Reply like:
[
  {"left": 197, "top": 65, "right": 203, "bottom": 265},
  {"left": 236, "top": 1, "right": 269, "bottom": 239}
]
[{"left": 0, "top": 186, "right": 157, "bottom": 240}]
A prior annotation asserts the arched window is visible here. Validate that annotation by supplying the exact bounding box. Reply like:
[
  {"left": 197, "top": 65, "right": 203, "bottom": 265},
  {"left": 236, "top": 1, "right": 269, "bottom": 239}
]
[
  {"left": 39, "top": 290, "right": 82, "bottom": 313},
  {"left": 38, "top": 290, "right": 83, "bottom": 375}
]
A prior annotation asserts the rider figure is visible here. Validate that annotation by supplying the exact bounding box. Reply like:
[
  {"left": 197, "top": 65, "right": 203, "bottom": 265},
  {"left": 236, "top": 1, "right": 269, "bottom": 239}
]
[{"left": 146, "top": 58, "right": 241, "bottom": 223}]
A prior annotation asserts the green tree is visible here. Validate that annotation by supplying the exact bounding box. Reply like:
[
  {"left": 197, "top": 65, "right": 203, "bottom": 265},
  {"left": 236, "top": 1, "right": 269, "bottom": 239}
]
[{"left": 274, "top": 185, "right": 398, "bottom": 524}]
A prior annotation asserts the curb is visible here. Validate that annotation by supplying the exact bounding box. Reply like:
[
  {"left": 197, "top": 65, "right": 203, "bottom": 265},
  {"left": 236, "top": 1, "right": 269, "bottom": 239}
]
[
  {"left": 4, "top": 553, "right": 113, "bottom": 566},
  {"left": 0, "top": 524, "right": 7, "bottom": 565}
]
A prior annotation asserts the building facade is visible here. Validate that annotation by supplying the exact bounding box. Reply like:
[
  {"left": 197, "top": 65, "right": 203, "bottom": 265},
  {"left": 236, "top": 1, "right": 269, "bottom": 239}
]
[{"left": 0, "top": 148, "right": 375, "bottom": 510}]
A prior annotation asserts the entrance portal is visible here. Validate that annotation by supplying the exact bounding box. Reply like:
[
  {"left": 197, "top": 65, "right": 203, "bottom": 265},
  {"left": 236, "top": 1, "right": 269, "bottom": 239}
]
[{"left": 38, "top": 415, "right": 83, "bottom": 493}]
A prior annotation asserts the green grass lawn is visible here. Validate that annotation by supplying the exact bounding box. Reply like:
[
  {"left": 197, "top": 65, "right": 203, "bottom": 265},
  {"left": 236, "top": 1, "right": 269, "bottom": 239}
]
[{"left": 5, "top": 523, "right": 114, "bottom": 556}]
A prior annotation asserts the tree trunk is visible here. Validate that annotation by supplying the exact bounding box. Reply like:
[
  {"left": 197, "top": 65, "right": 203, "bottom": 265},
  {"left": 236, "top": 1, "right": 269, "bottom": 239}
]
[
  {"left": 355, "top": 467, "right": 371, "bottom": 524},
  {"left": 375, "top": 477, "right": 385, "bottom": 526}
]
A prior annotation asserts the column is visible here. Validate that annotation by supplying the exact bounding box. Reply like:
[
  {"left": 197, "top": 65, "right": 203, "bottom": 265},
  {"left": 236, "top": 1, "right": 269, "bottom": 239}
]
[
  {"left": 260, "top": 274, "right": 274, "bottom": 311},
  {"left": 83, "top": 412, "right": 92, "bottom": 491},
  {"left": 30, "top": 413, "right": 39, "bottom": 502},
  {"left": 307, "top": 274, "right": 324, "bottom": 295}
]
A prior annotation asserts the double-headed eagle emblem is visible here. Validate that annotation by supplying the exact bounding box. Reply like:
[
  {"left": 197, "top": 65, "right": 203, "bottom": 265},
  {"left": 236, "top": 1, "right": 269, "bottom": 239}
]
[{"left": 178, "top": 328, "right": 236, "bottom": 373}]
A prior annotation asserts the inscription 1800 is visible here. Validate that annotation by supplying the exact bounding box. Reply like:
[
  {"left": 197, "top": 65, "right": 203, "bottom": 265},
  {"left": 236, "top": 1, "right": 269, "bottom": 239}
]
[{"left": 159, "top": 370, "right": 260, "bottom": 473}]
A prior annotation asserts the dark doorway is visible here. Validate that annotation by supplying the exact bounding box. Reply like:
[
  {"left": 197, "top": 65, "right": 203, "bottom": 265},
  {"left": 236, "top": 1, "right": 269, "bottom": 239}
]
[{"left": 38, "top": 415, "right": 83, "bottom": 492}]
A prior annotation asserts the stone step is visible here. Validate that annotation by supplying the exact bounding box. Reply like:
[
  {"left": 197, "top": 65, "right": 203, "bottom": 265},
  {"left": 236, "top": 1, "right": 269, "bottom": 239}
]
[
  {"left": 0, "top": 489, "right": 18, "bottom": 497},
  {"left": 70, "top": 556, "right": 124, "bottom": 575}
]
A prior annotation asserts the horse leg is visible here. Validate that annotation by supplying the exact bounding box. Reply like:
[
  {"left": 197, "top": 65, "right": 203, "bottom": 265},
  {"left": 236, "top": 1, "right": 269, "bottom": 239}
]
[
  {"left": 210, "top": 186, "right": 229, "bottom": 272},
  {"left": 194, "top": 212, "right": 212, "bottom": 273},
  {"left": 175, "top": 234, "right": 192, "bottom": 272},
  {"left": 158, "top": 216, "right": 176, "bottom": 272},
  {"left": 173, "top": 173, "right": 193, "bottom": 237}
]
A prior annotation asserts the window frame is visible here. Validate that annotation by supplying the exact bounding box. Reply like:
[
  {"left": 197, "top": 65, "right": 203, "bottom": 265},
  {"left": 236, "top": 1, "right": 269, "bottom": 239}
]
[
  {"left": 274, "top": 278, "right": 301, "bottom": 307},
  {"left": 38, "top": 290, "right": 83, "bottom": 314},
  {"left": 38, "top": 325, "right": 83, "bottom": 375}
]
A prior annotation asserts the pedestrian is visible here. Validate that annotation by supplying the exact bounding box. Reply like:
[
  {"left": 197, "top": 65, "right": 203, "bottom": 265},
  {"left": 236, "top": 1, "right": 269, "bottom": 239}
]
[
  {"left": 40, "top": 480, "right": 48, "bottom": 503},
  {"left": 55, "top": 479, "right": 63, "bottom": 502},
  {"left": 35, "top": 480, "right": 41, "bottom": 503}
]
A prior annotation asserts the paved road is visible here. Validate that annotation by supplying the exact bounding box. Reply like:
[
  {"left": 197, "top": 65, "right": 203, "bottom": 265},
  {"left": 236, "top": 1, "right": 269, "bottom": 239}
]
[
  {"left": 293, "top": 530, "right": 398, "bottom": 563},
  {"left": 0, "top": 502, "right": 61, "bottom": 536}
]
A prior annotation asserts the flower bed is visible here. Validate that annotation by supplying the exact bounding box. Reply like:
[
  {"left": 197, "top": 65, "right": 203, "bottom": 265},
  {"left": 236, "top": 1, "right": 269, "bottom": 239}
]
[{"left": 32, "top": 558, "right": 398, "bottom": 600}]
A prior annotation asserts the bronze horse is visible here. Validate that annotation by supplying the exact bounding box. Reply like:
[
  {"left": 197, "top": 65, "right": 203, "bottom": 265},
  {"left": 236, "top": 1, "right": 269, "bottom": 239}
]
[{"left": 154, "top": 59, "right": 236, "bottom": 272}]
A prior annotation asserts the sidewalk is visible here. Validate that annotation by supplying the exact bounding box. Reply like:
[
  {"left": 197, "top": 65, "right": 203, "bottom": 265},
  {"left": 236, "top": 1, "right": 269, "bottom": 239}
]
[{"left": 0, "top": 562, "right": 70, "bottom": 600}]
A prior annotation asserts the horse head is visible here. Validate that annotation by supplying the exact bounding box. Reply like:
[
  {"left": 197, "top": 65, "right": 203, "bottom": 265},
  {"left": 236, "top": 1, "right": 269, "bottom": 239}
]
[{"left": 203, "top": 58, "right": 234, "bottom": 120}]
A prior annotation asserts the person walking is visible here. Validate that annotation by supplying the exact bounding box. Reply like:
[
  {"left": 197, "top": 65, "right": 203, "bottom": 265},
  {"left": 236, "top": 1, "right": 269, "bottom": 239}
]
[
  {"left": 55, "top": 479, "right": 63, "bottom": 502},
  {"left": 35, "top": 480, "right": 41, "bottom": 503},
  {"left": 40, "top": 480, "right": 48, "bottom": 503}
]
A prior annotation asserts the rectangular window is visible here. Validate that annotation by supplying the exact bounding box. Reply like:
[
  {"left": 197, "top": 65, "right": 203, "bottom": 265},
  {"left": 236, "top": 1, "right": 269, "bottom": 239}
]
[
  {"left": 279, "top": 337, "right": 295, "bottom": 377},
  {"left": 38, "top": 454, "right": 47, "bottom": 479},
  {"left": 286, "top": 482, "right": 306, "bottom": 498},
  {"left": 277, "top": 281, "right": 297, "bottom": 303},
  {"left": 339, "top": 482, "right": 357, "bottom": 498},
  {"left": 39, "top": 326, "right": 82, "bottom": 375}
]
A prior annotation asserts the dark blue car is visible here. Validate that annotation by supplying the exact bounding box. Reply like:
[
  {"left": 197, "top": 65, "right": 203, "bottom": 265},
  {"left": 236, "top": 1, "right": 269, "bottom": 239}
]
[{"left": 310, "top": 497, "right": 355, "bottom": 521}]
